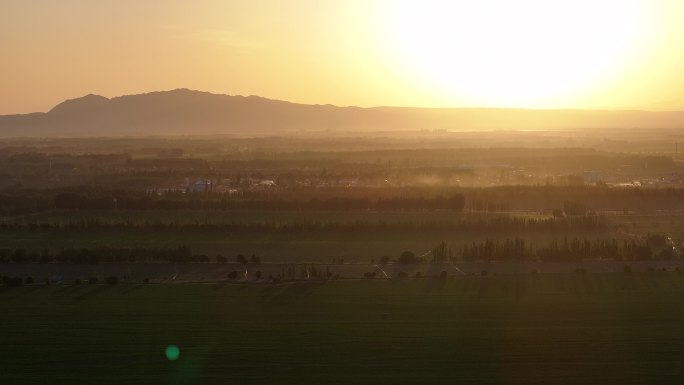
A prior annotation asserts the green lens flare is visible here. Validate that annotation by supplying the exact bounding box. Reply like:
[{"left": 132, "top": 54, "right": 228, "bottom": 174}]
[{"left": 165, "top": 345, "right": 180, "bottom": 361}]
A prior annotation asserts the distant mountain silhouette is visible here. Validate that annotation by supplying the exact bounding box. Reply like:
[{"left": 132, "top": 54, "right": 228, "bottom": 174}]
[{"left": 1, "top": 88, "right": 683, "bottom": 136}]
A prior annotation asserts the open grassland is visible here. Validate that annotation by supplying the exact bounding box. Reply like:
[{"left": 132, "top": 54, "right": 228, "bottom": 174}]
[{"left": 3, "top": 274, "right": 684, "bottom": 384}]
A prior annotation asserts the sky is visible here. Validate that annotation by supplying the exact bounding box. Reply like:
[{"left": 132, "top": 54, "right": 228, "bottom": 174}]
[{"left": 1, "top": 0, "right": 684, "bottom": 114}]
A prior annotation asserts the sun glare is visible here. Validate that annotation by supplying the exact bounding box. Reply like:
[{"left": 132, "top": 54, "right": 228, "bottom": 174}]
[{"left": 376, "top": 0, "right": 655, "bottom": 108}]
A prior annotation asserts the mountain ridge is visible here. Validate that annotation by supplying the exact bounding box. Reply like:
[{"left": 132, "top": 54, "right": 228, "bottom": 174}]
[{"left": 1, "top": 88, "right": 683, "bottom": 137}]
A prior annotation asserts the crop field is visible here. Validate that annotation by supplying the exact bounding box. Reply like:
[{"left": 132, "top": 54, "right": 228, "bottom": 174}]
[{"left": 3, "top": 274, "right": 684, "bottom": 384}]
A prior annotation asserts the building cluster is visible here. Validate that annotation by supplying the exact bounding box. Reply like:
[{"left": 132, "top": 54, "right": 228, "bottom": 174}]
[{"left": 146, "top": 163, "right": 684, "bottom": 194}]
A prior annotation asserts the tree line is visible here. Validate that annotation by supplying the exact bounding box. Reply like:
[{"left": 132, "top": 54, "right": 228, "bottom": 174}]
[
  {"left": 0, "top": 246, "right": 199, "bottom": 264},
  {"left": 391, "top": 236, "right": 677, "bottom": 264},
  {"left": 0, "top": 214, "right": 607, "bottom": 233},
  {"left": 4, "top": 185, "right": 684, "bottom": 215},
  {"left": 454, "top": 236, "right": 675, "bottom": 262},
  {"left": 0, "top": 234, "right": 675, "bottom": 265},
  {"left": 53, "top": 193, "right": 467, "bottom": 211}
]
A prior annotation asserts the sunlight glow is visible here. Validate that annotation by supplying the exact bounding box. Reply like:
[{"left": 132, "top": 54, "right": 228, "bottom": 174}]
[{"left": 377, "top": 0, "right": 657, "bottom": 108}]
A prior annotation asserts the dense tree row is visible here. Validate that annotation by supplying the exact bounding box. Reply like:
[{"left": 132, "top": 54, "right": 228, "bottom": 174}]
[
  {"left": 388, "top": 235, "right": 678, "bottom": 264},
  {"left": 3, "top": 184, "right": 684, "bottom": 215},
  {"left": 456, "top": 237, "right": 676, "bottom": 262},
  {"left": 465, "top": 185, "right": 684, "bottom": 211},
  {"left": 0, "top": 235, "right": 677, "bottom": 265},
  {"left": 0, "top": 188, "right": 468, "bottom": 214},
  {"left": 0, "top": 214, "right": 607, "bottom": 233},
  {"left": 51, "top": 193, "right": 467, "bottom": 211},
  {"left": 0, "top": 246, "right": 199, "bottom": 264}
]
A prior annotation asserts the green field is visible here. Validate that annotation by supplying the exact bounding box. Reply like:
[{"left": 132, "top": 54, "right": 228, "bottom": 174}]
[{"left": 3, "top": 274, "right": 684, "bottom": 384}]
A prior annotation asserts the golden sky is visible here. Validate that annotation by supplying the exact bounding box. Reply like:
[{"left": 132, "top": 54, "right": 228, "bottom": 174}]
[{"left": 1, "top": 0, "right": 683, "bottom": 114}]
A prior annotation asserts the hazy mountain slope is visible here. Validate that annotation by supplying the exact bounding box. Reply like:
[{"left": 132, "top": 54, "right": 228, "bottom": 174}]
[{"left": 1, "top": 89, "right": 683, "bottom": 136}]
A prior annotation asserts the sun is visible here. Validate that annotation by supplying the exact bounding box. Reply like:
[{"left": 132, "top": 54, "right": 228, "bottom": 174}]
[{"left": 375, "top": 0, "right": 654, "bottom": 108}]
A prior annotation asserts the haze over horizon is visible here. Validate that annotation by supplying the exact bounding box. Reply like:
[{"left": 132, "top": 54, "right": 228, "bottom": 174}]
[
  {"left": 2, "top": 88, "right": 683, "bottom": 137},
  {"left": 6, "top": 88, "right": 684, "bottom": 116},
  {"left": 3, "top": 0, "right": 684, "bottom": 115}
]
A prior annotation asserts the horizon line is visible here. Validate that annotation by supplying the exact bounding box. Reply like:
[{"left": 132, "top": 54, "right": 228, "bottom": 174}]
[{"left": 4, "top": 88, "right": 684, "bottom": 116}]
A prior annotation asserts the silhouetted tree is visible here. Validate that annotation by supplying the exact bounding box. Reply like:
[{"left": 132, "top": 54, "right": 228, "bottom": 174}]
[{"left": 397, "top": 251, "right": 421, "bottom": 264}]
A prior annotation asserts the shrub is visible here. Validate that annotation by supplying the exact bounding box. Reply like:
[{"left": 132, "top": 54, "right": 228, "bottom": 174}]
[
  {"left": 227, "top": 271, "right": 238, "bottom": 280},
  {"left": 236, "top": 254, "right": 248, "bottom": 264},
  {"left": 397, "top": 272, "right": 408, "bottom": 278},
  {"left": 254, "top": 271, "right": 262, "bottom": 280},
  {"left": 105, "top": 276, "right": 118, "bottom": 285},
  {"left": 439, "top": 271, "right": 447, "bottom": 279},
  {"left": 24, "top": 276, "right": 34, "bottom": 285},
  {"left": 74, "top": 279, "right": 82, "bottom": 285},
  {"left": 414, "top": 271, "right": 422, "bottom": 278},
  {"left": 7, "top": 276, "right": 22, "bottom": 287},
  {"left": 481, "top": 270, "right": 488, "bottom": 276},
  {"left": 143, "top": 278, "right": 150, "bottom": 284},
  {"left": 623, "top": 266, "right": 632, "bottom": 273},
  {"left": 216, "top": 255, "right": 227, "bottom": 264}
]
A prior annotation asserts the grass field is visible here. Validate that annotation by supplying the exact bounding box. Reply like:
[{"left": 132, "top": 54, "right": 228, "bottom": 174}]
[{"left": 3, "top": 274, "right": 684, "bottom": 384}]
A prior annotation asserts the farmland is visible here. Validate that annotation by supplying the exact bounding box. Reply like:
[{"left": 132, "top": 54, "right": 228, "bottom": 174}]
[
  {"left": 0, "top": 136, "right": 682, "bottom": 384},
  {"left": 3, "top": 275, "right": 684, "bottom": 384}
]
